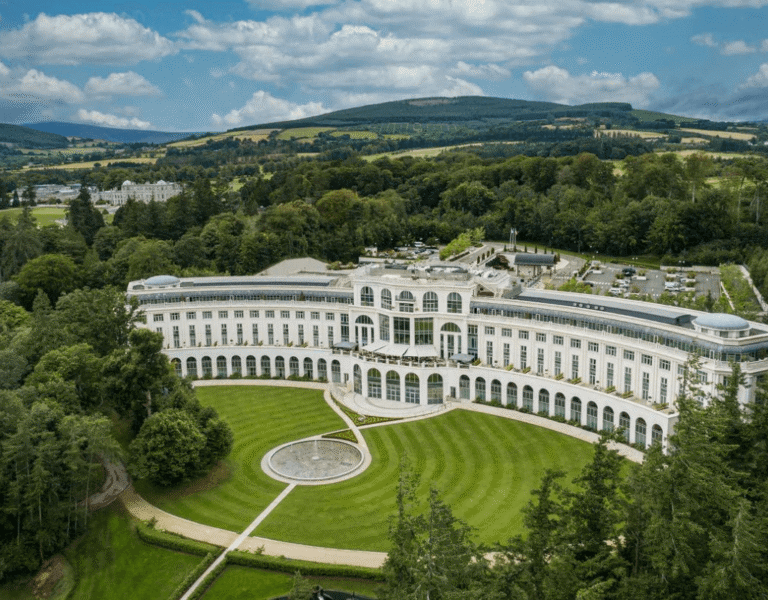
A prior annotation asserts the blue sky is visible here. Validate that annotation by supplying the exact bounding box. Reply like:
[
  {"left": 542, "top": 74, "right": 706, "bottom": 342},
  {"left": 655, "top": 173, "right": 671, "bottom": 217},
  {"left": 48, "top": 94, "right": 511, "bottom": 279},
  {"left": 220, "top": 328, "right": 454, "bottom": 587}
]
[{"left": 1, "top": 0, "right": 768, "bottom": 132}]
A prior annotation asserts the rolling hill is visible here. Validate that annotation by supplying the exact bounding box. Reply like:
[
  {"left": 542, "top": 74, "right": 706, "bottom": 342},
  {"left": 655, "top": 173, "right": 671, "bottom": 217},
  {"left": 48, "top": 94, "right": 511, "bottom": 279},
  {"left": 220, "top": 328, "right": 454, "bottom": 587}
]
[
  {"left": 21, "top": 122, "right": 199, "bottom": 145},
  {"left": 0, "top": 123, "right": 69, "bottom": 148}
]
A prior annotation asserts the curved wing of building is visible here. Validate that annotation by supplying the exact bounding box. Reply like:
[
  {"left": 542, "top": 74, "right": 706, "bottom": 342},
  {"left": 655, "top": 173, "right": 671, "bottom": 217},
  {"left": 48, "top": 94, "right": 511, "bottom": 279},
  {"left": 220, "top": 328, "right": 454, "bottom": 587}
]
[{"left": 127, "top": 262, "right": 768, "bottom": 450}]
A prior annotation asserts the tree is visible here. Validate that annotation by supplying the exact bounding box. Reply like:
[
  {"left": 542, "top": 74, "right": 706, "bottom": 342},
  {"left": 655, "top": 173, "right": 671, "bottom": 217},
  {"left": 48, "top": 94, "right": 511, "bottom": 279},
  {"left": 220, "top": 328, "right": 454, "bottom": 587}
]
[
  {"left": 129, "top": 409, "right": 206, "bottom": 485},
  {"left": 14, "top": 253, "right": 80, "bottom": 309},
  {"left": 66, "top": 188, "right": 105, "bottom": 246}
]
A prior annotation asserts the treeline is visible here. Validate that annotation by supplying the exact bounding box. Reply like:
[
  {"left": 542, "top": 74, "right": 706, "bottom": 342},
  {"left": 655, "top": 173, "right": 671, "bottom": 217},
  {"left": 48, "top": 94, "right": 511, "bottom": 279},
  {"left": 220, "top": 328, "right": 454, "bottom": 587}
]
[{"left": 380, "top": 363, "right": 768, "bottom": 600}]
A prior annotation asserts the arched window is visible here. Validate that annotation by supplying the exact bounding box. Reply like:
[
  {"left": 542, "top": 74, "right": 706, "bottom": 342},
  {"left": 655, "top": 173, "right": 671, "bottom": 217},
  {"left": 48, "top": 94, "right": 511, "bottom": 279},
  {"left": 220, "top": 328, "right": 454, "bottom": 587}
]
[
  {"left": 217, "top": 356, "right": 227, "bottom": 378},
  {"left": 507, "top": 382, "right": 518, "bottom": 406},
  {"left": 317, "top": 358, "right": 327, "bottom": 381},
  {"left": 202, "top": 356, "right": 212, "bottom": 377},
  {"left": 441, "top": 322, "right": 461, "bottom": 332},
  {"left": 555, "top": 393, "right": 566, "bottom": 417},
  {"left": 570, "top": 397, "right": 582, "bottom": 423},
  {"left": 231, "top": 356, "right": 242, "bottom": 376},
  {"left": 261, "top": 356, "right": 271, "bottom": 377},
  {"left": 651, "top": 424, "right": 663, "bottom": 446},
  {"left": 427, "top": 374, "right": 443, "bottom": 404},
  {"left": 186, "top": 357, "right": 197, "bottom": 378},
  {"left": 360, "top": 286, "right": 374, "bottom": 307},
  {"left": 475, "top": 377, "right": 486, "bottom": 401},
  {"left": 447, "top": 292, "right": 462, "bottom": 314},
  {"left": 405, "top": 373, "right": 420, "bottom": 404},
  {"left": 602, "top": 406, "right": 614, "bottom": 432},
  {"left": 353, "top": 365, "right": 362, "bottom": 394},
  {"left": 289, "top": 357, "right": 299, "bottom": 377},
  {"left": 459, "top": 375, "right": 470, "bottom": 400},
  {"left": 331, "top": 360, "right": 341, "bottom": 383},
  {"left": 635, "top": 418, "right": 647, "bottom": 447},
  {"left": 172, "top": 358, "right": 182, "bottom": 377},
  {"left": 538, "top": 389, "right": 550, "bottom": 415},
  {"left": 246, "top": 355, "right": 257, "bottom": 376},
  {"left": 491, "top": 379, "right": 502, "bottom": 402},
  {"left": 386, "top": 371, "right": 400, "bottom": 401},
  {"left": 303, "top": 358, "right": 313, "bottom": 379},
  {"left": 423, "top": 291, "right": 438, "bottom": 312},
  {"left": 586, "top": 401, "right": 598, "bottom": 430},
  {"left": 368, "top": 368, "right": 382, "bottom": 398},
  {"left": 619, "top": 412, "right": 630, "bottom": 441},
  {"left": 381, "top": 289, "right": 392, "bottom": 309},
  {"left": 355, "top": 315, "right": 374, "bottom": 324},
  {"left": 275, "top": 356, "right": 285, "bottom": 378},
  {"left": 522, "top": 385, "right": 534, "bottom": 410},
  {"left": 398, "top": 291, "right": 414, "bottom": 312}
]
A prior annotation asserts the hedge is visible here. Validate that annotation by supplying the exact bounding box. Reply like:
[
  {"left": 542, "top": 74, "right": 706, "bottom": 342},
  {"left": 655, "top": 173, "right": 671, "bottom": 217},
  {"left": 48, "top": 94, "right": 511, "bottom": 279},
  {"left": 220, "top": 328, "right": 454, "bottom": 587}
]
[
  {"left": 227, "top": 551, "right": 385, "bottom": 581},
  {"left": 168, "top": 552, "right": 218, "bottom": 600},
  {"left": 136, "top": 521, "right": 222, "bottom": 556},
  {"left": 186, "top": 559, "right": 228, "bottom": 600}
]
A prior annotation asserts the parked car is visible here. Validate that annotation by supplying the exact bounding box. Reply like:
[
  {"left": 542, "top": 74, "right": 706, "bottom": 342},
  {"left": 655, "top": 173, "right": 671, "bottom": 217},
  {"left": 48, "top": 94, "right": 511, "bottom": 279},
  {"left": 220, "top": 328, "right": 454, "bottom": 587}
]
[{"left": 622, "top": 267, "right": 636, "bottom": 277}]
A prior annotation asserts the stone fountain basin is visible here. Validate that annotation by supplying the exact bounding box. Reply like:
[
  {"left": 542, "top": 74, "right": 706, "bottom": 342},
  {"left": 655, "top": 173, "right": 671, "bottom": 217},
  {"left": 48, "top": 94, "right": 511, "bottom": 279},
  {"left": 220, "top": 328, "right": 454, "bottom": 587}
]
[{"left": 267, "top": 439, "right": 364, "bottom": 482}]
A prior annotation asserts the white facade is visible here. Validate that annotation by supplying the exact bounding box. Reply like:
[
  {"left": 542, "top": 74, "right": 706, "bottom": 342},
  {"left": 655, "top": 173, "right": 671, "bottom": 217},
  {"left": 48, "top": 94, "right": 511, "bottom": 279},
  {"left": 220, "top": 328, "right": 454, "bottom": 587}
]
[
  {"left": 127, "top": 264, "right": 768, "bottom": 451},
  {"left": 94, "top": 180, "right": 182, "bottom": 205}
]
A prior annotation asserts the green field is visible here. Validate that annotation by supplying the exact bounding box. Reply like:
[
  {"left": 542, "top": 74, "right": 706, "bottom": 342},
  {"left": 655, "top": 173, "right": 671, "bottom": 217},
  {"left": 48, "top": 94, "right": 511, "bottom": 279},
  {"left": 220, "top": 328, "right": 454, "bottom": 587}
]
[
  {"left": 138, "top": 385, "right": 594, "bottom": 551},
  {"left": 0, "top": 206, "right": 67, "bottom": 227},
  {"left": 275, "top": 127, "right": 335, "bottom": 141},
  {"left": 254, "top": 408, "right": 593, "bottom": 550},
  {"left": 134, "top": 386, "right": 346, "bottom": 532}
]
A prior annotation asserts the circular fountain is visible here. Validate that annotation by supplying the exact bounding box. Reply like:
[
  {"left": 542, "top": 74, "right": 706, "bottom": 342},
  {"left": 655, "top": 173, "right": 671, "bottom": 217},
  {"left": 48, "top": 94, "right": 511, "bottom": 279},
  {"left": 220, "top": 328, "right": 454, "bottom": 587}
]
[{"left": 264, "top": 438, "right": 364, "bottom": 483}]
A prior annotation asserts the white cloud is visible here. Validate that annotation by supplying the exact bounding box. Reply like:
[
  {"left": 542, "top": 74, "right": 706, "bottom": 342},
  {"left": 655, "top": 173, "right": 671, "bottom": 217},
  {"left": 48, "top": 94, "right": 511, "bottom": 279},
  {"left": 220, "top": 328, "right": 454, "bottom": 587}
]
[
  {"left": 763, "top": 39, "right": 768, "bottom": 52},
  {"left": 691, "top": 33, "right": 718, "bottom": 47},
  {"left": 16, "top": 69, "right": 84, "bottom": 103},
  {"left": 0, "top": 13, "right": 175, "bottom": 65},
  {"left": 741, "top": 63, "right": 768, "bottom": 88},
  {"left": 523, "top": 65, "right": 660, "bottom": 107},
  {"left": 77, "top": 109, "right": 153, "bottom": 129},
  {"left": 84, "top": 72, "right": 162, "bottom": 97},
  {"left": 451, "top": 61, "right": 511, "bottom": 80},
  {"left": 246, "top": 0, "right": 339, "bottom": 7},
  {"left": 722, "top": 40, "right": 755, "bottom": 55},
  {"left": 211, "top": 91, "right": 327, "bottom": 127}
]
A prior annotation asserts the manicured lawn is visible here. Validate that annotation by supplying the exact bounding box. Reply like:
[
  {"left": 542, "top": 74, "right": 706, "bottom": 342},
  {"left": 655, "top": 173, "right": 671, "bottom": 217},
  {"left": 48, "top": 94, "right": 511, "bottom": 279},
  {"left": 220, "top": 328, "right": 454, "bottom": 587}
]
[
  {"left": 202, "top": 566, "right": 380, "bottom": 600},
  {"left": 0, "top": 206, "right": 67, "bottom": 227},
  {"left": 65, "top": 506, "right": 201, "bottom": 600},
  {"left": 134, "top": 385, "right": 346, "bottom": 532},
  {"left": 254, "top": 408, "right": 594, "bottom": 550}
]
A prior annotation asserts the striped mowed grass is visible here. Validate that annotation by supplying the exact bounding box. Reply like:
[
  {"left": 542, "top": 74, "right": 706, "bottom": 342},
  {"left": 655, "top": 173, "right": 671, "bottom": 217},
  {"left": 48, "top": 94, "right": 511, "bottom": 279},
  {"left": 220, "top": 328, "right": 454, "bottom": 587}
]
[{"left": 139, "top": 385, "right": 595, "bottom": 550}]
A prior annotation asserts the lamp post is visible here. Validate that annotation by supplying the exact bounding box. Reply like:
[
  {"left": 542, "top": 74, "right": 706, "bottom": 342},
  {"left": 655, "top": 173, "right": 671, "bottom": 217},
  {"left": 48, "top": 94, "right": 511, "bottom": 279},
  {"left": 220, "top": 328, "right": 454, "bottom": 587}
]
[{"left": 510, "top": 227, "right": 517, "bottom": 252}]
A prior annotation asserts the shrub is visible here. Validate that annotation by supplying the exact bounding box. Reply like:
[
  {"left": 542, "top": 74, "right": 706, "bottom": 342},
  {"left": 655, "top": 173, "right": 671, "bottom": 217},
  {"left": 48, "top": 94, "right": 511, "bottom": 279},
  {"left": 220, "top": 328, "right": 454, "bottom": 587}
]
[{"left": 227, "top": 551, "right": 384, "bottom": 581}]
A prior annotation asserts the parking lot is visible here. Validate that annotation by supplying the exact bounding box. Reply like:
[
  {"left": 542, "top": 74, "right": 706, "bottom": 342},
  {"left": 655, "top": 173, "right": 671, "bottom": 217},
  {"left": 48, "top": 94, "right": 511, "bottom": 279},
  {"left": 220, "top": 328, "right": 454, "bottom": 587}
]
[{"left": 583, "top": 263, "right": 720, "bottom": 300}]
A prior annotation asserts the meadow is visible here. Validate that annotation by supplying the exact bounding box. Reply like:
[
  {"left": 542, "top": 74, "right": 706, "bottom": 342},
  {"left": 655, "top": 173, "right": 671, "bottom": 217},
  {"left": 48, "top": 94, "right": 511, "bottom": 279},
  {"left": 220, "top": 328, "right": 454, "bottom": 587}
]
[{"left": 1, "top": 206, "right": 67, "bottom": 227}]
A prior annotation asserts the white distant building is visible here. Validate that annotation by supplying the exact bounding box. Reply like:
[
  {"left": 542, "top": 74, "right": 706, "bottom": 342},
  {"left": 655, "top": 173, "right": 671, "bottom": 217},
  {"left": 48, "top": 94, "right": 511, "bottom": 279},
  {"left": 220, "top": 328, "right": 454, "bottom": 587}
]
[{"left": 94, "top": 180, "right": 182, "bottom": 205}]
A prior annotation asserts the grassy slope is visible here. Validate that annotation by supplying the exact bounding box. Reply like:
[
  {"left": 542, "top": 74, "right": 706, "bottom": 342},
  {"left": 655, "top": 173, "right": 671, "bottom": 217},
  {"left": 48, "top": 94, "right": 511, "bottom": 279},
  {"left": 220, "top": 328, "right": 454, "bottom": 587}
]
[
  {"left": 134, "top": 386, "right": 346, "bottom": 532},
  {"left": 255, "top": 408, "right": 594, "bottom": 550},
  {"left": 0, "top": 207, "right": 67, "bottom": 227}
]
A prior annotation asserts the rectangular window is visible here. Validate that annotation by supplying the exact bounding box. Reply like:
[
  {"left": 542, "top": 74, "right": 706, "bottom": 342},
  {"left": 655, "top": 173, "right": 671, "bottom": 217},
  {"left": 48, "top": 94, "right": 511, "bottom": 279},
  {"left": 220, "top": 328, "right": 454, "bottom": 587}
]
[
  {"left": 296, "top": 311, "right": 304, "bottom": 320},
  {"left": 298, "top": 324, "right": 304, "bottom": 345},
  {"left": 394, "top": 317, "right": 411, "bottom": 345},
  {"left": 170, "top": 312, "right": 180, "bottom": 321},
  {"left": 236, "top": 323, "right": 243, "bottom": 344},
  {"left": 503, "top": 343, "right": 510, "bottom": 367},
  {"left": 660, "top": 359, "right": 670, "bottom": 371},
  {"left": 486, "top": 341, "right": 493, "bottom": 365},
  {"left": 328, "top": 326, "right": 334, "bottom": 347},
  {"left": 186, "top": 311, "right": 196, "bottom": 320},
  {"left": 502, "top": 328, "right": 512, "bottom": 337},
  {"left": 624, "top": 349, "right": 635, "bottom": 360},
  {"left": 281, "top": 310, "right": 290, "bottom": 319},
  {"left": 172, "top": 326, "right": 180, "bottom": 348},
  {"left": 485, "top": 326, "right": 495, "bottom": 335},
  {"left": 588, "top": 342, "right": 599, "bottom": 352},
  {"left": 283, "top": 324, "right": 289, "bottom": 345},
  {"left": 660, "top": 377, "right": 668, "bottom": 403},
  {"left": 252, "top": 324, "right": 258, "bottom": 345},
  {"left": 624, "top": 366, "right": 632, "bottom": 394},
  {"left": 311, "top": 311, "right": 320, "bottom": 320},
  {"left": 642, "top": 372, "right": 650, "bottom": 400},
  {"left": 156, "top": 327, "right": 162, "bottom": 334},
  {"left": 203, "top": 311, "right": 212, "bottom": 319},
  {"left": 153, "top": 314, "right": 164, "bottom": 322},
  {"left": 468, "top": 325, "right": 478, "bottom": 356},
  {"left": 589, "top": 358, "right": 596, "bottom": 384},
  {"left": 234, "top": 310, "right": 244, "bottom": 319},
  {"left": 571, "top": 355, "right": 579, "bottom": 380},
  {"left": 268, "top": 324, "right": 274, "bottom": 345},
  {"left": 537, "top": 348, "right": 544, "bottom": 374},
  {"left": 189, "top": 325, "right": 196, "bottom": 346},
  {"left": 570, "top": 338, "right": 581, "bottom": 349},
  {"left": 313, "top": 325, "right": 319, "bottom": 346},
  {"left": 205, "top": 324, "right": 212, "bottom": 346},
  {"left": 218, "top": 311, "right": 228, "bottom": 319},
  {"left": 554, "top": 351, "right": 561, "bottom": 376},
  {"left": 607, "top": 362, "right": 614, "bottom": 388},
  {"left": 250, "top": 310, "right": 259, "bottom": 318},
  {"left": 326, "top": 312, "right": 335, "bottom": 320},
  {"left": 553, "top": 335, "right": 564, "bottom": 345},
  {"left": 642, "top": 354, "right": 653, "bottom": 366},
  {"left": 536, "top": 332, "right": 546, "bottom": 342},
  {"left": 379, "top": 315, "right": 390, "bottom": 341},
  {"left": 341, "top": 314, "right": 349, "bottom": 342},
  {"left": 266, "top": 310, "right": 275, "bottom": 319},
  {"left": 606, "top": 345, "right": 616, "bottom": 356},
  {"left": 415, "top": 318, "right": 433, "bottom": 345},
  {"left": 519, "top": 330, "right": 529, "bottom": 339},
  {"left": 520, "top": 346, "right": 527, "bottom": 369},
  {"left": 221, "top": 324, "right": 227, "bottom": 345}
]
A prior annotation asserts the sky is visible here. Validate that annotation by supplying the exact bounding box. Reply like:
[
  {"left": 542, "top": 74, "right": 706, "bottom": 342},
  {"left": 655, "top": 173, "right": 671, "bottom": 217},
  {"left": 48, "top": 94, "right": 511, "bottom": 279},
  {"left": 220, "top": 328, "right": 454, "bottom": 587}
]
[{"left": 1, "top": 1, "right": 768, "bottom": 132}]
